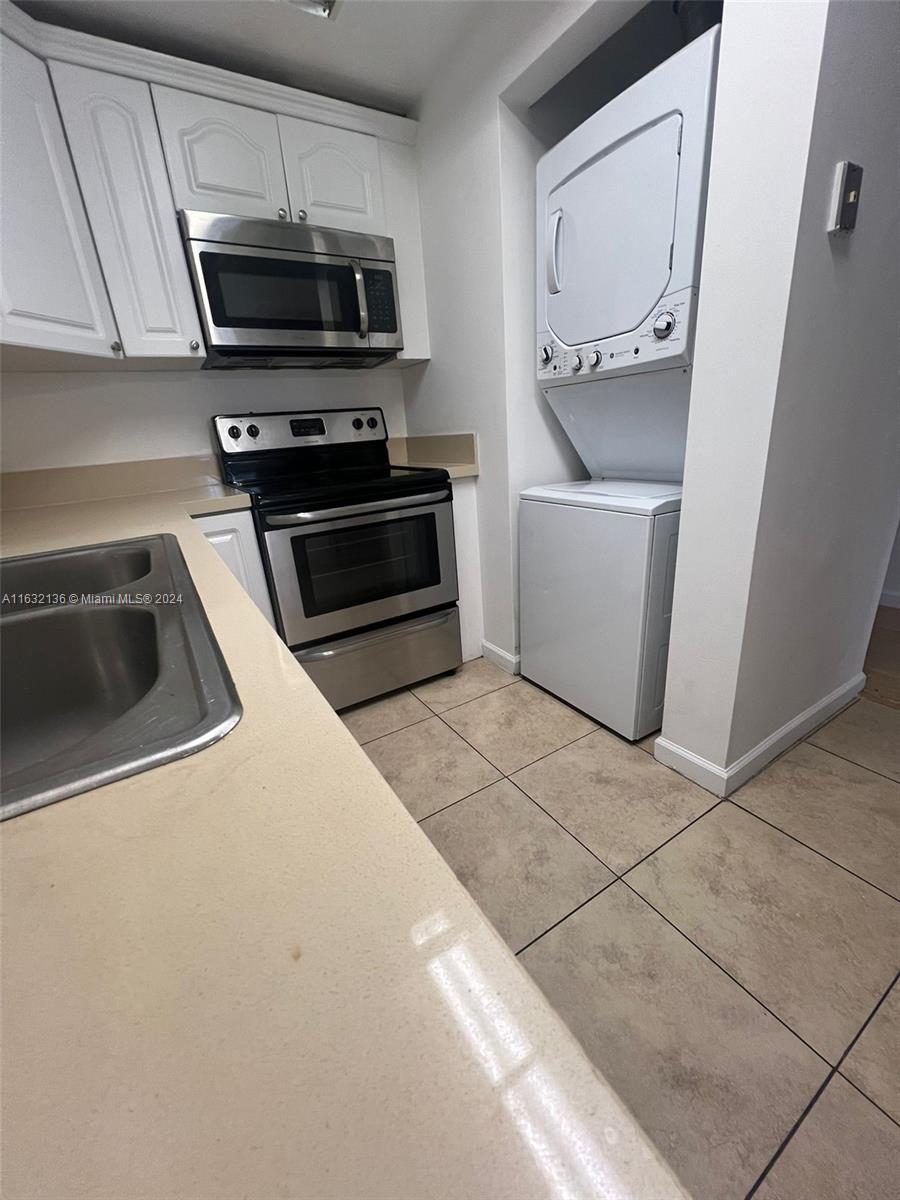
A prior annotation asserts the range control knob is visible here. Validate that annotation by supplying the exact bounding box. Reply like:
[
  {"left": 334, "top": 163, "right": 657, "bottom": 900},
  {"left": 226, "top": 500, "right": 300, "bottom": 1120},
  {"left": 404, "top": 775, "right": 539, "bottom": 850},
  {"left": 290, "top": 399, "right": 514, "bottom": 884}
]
[
  {"left": 227, "top": 425, "right": 241, "bottom": 440},
  {"left": 539, "top": 344, "right": 553, "bottom": 365},
  {"left": 572, "top": 354, "right": 584, "bottom": 372},
  {"left": 652, "top": 311, "right": 676, "bottom": 339},
  {"left": 588, "top": 351, "right": 602, "bottom": 368},
  {"left": 246, "top": 424, "right": 260, "bottom": 439},
  {"left": 352, "top": 417, "right": 364, "bottom": 430},
  {"left": 366, "top": 416, "right": 379, "bottom": 429}
]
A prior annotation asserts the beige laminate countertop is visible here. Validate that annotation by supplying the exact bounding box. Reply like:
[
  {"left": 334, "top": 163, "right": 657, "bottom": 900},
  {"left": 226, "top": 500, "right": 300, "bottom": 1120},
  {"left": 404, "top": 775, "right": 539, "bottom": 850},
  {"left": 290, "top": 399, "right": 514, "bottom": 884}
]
[{"left": 0, "top": 486, "right": 685, "bottom": 1200}]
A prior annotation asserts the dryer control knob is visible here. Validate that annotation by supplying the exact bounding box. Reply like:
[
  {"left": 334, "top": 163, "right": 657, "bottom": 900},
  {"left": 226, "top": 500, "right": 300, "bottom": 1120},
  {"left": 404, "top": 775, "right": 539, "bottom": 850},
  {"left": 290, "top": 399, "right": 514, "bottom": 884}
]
[
  {"left": 539, "top": 344, "right": 553, "bottom": 365},
  {"left": 572, "top": 354, "right": 584, "bottom": 372},
  {"left": 588, "top": 351, "right": 602, "bottom": 368},
  {"left": 653, "top": 311, "right": 676, "bottom": 339}
]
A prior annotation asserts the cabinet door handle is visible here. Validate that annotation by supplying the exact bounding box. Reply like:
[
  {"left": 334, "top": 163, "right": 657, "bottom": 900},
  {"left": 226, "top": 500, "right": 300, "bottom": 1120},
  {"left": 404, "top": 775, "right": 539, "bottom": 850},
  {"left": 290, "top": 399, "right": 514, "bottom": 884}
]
[
  {"left": 277, "top": 208, "right": 288, "bottom": 220},
  {"left": 297, "top": 208, "right": 308, "bottom": 222}
]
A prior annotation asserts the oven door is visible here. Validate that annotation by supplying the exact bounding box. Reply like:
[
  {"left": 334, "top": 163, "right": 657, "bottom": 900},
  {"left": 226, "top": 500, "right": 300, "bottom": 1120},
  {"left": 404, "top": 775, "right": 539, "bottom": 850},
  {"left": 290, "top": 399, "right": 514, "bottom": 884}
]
[
  {"left": 263, "top": 492, "right": 458, "bottom": 646},
  {"left": 187, "top": 240, "right": 371, "bottom": 350}
]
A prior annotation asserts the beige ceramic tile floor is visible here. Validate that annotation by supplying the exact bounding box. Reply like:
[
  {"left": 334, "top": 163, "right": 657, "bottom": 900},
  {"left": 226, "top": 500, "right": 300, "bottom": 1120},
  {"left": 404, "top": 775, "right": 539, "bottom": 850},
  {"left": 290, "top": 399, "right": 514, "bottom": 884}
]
[{"left": 342, "top": 662, "right": 900, "bottom": 1199}]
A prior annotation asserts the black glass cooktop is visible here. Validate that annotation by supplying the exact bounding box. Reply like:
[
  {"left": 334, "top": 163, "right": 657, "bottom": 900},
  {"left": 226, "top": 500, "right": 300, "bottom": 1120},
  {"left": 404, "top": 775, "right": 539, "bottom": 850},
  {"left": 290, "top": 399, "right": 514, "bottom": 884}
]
[{"left": 248, "top": 463, "right": 451, "bottom": 512}]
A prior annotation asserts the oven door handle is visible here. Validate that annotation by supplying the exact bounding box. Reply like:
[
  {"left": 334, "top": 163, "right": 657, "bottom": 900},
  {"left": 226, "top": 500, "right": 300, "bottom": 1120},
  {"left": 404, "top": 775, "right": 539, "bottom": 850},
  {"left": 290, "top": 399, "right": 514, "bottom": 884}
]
[
  {"left": 266, "top": 489, "right": 450, "bottom": 525},
  {"left": 295, "top": 609, "right": 456, "bottom": 663},
  {"left": 351, "top": 259, "right": 369, "bottom": 341}
]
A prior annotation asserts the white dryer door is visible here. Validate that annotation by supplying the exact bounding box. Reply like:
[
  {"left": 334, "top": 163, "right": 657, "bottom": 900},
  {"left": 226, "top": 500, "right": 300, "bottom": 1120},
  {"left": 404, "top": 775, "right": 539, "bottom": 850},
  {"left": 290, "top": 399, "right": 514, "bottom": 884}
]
[{"left": 546, "top": 113, "right": 682, "bottom": 347}]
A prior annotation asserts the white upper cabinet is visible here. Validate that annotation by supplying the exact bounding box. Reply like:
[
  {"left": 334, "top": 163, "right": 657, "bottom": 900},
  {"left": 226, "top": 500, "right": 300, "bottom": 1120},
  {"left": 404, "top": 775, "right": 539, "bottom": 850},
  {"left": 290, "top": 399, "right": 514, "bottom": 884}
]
[
  {"left": 152, "top": 86, "right": 290, "bottom": 221},
  {"left": 50, "top": 62, "right": 204, "bottom": 359},
  {"left": 278, "top": 116, "right": 385, "bottom": 234},
  {"left": 0, "top": 35, "right": 118, "bottom": 357}
]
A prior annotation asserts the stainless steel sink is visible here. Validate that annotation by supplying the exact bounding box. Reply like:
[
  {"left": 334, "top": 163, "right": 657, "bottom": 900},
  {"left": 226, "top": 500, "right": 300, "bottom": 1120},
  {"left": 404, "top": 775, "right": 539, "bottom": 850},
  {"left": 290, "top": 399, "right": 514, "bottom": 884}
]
[{"left": 1, "top": 534, "right": 241, "bottom": 820}]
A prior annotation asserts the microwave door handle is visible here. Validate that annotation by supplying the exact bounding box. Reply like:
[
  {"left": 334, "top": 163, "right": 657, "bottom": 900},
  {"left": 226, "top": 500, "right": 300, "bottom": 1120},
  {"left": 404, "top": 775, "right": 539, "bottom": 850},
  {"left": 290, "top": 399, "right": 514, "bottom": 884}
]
[
  {"left": 351, "top": 260, "right": 369, "bottom": 340},
  {"left": 547, "top": 208, "right": 563, "bottom": 295}
]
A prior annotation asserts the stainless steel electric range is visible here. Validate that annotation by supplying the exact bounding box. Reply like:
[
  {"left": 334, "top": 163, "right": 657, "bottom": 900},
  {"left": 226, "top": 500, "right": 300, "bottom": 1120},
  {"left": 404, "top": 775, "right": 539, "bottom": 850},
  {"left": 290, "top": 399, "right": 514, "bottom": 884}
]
[{"left": 212, "top": 408, "right": 462, "bottom": 709}]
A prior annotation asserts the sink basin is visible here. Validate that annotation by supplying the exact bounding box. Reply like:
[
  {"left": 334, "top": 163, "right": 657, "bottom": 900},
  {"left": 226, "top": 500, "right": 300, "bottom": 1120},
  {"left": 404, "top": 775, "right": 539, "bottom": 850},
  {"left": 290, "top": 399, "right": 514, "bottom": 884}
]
[{"left": 1, "top": 534, "right": 241, "bottom": 820}]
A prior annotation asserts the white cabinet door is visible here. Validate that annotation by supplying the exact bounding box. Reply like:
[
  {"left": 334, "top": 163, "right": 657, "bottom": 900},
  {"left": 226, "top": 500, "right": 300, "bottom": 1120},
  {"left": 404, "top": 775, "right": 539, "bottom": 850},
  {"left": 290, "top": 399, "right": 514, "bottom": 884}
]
[
  {"left": 193, "top": 510, "right": 276, "bottom": 627},
  {"left": 278, "top": 116, "right": 385, "bottom": 234},
  {"left": 0, "top": 35, "right": 118, "bottom": 357},
  {"left": 50, "top": 62, "right": 204, "bottom": 359},
  {"left": 152, "top": 86, "right": 289, "bottom": 221}
]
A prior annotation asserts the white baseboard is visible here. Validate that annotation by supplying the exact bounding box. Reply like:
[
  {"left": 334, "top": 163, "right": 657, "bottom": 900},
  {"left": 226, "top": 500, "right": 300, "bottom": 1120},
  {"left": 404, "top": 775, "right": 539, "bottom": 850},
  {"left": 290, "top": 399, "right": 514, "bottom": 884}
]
[
  {"left": 654, "top": 672, "right": 865, "bottom": 797},
  {"left": 481, "top": 639, "right": 520, "bottom": 675},
  {"left": 880, "top": 588, "right": 900, "bottom": 608}
]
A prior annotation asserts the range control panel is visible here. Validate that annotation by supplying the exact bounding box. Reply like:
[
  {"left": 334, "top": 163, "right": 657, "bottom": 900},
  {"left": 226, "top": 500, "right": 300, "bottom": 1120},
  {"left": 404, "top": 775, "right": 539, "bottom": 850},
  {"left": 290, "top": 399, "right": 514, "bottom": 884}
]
[
  {"left": 538, "top": 287, "right": 696, "bottom": 388},
  {"left": 213, "top": 408, "right": 386, "bottom": 454}
]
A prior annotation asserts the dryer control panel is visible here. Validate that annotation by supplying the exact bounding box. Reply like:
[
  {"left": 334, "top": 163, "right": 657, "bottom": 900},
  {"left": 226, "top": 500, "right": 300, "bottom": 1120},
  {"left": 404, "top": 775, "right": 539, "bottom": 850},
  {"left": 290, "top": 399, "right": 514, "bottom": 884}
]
[{"left": 538, "top": 287, "right": 696, "bottom": 388}]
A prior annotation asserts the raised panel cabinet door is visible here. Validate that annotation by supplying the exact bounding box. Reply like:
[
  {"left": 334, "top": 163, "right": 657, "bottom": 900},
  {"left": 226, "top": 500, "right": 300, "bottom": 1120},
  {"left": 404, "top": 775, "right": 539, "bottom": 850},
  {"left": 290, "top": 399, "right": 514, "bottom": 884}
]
[
  {"left": 50, "top": 62, "right": 204, "bottom": 358},
  {"left": 192, "top": 511, "right": 276, "bottom": 628},
  {"left": 152, "top": 85, "right": 289, "bottom": 221},
  {"left": 0, "top": 35, "right": 118, "bottom": 357},
  {"left": 278, "top": 116, "right": 385, "bottom": 234}
]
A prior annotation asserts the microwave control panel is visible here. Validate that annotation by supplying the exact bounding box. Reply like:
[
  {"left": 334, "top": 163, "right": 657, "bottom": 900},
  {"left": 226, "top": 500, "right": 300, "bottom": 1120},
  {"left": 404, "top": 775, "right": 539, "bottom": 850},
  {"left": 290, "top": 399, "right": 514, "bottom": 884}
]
[
  {"left": 538, "top": 286, "right": 697, "bottom": 387},
  {"left": 364, "top": 269, "right": 399, "bottom": 334}
]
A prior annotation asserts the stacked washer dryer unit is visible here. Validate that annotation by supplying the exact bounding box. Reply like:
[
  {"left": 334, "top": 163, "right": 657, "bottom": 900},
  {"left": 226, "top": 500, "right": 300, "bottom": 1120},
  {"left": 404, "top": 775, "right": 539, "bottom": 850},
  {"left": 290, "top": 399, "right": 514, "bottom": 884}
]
[{"left": 520, "top": 27, "right": 719, "bottom": 741}]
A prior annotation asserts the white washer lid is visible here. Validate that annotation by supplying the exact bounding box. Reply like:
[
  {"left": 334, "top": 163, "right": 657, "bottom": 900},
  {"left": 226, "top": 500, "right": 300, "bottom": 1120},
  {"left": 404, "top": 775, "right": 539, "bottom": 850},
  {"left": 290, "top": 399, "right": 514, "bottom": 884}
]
[{"left": 520, "top": 478, "right": 683, "bottom": 515}]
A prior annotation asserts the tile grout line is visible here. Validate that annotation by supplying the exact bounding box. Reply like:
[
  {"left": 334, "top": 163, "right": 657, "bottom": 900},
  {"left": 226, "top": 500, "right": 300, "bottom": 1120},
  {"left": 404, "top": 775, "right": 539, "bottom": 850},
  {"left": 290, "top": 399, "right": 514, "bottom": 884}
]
[
  {"left": 354, "top": 711, "right": 434, "bottom": 747},
  {"left": 510, "top": 798, "right": 727, "bottom": 960},
  {"left": 744, "top": 968, "right": 900, "bottom": 1198},
  {"left": 727, "top": 798, "right": 900, "bottom": 904},
  {"left": 413, "top": 675, "right": 519, "bottom": 718},
  {"left": 615, "top": 797, "right": 725, "bottom": 879},
  {"left": 416, "top": 775, "right": 506, "bottom": 824},
  {"left": 514, "top": 879, "right": 618, "bottom": 957},
  {"left": 435, "top": 710, "right": 601, "bottom": 783},
  {"left": 345, "top": 664, "right": 519, "bottom": 744},
  {"left": 619, "top": 879, "right": 833, "bottom": 1068},
  {"left": 837, "top": 1070, "right": 900, "bottom": 1132},
  {"left": 504, "top": 777, "right": 619, "bottom": 874},
  {"left": 802, "top": 739, "right": 900, "bottom": 787}
]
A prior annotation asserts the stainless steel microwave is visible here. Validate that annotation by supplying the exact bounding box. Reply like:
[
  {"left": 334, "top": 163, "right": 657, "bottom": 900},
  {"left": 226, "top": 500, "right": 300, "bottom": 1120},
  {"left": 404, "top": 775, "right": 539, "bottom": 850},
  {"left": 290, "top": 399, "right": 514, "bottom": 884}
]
[{"left": 178, "top": 210, "right": 403, "bottom": 369}]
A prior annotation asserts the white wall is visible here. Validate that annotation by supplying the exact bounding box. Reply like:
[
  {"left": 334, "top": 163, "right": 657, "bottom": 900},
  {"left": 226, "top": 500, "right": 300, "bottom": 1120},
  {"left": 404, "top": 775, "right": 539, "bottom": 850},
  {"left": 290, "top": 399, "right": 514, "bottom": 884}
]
[
  {"left": 881, "top": 520, "right": 900, "bottom": 608},
  {"left": 499, "top": 102, "right": 585, "bottom": 645},
  {"left": 0, "top": 369, "right": 407, "bottom": 471},
  {"left": 659, "top": 0, "right": 900, "bottom": 791},
  {"left": 403, "top": 0, "right": 636, "bottom": 666}
]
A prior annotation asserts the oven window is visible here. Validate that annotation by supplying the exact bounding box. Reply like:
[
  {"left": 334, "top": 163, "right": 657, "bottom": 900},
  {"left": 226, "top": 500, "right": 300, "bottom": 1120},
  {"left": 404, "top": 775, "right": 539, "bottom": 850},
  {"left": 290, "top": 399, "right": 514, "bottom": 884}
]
[
  {"left": 200, "top": 252, "right": 360, "bottom": 331},
  {"left": 291, "top": 514, "right": 440, "bottom": 616}
]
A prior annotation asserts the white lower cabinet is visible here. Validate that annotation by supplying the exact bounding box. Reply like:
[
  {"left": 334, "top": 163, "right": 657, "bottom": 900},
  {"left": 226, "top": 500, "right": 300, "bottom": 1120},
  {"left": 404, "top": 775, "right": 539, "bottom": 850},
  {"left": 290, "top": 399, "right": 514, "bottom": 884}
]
[
  {"left": 192, "top": 510, "right": 275, "bottom": 628},
  {"left": 0, "top": 35, "right": 119, "bottom": 357},
  {"left": 451, "top": 478, "right": 485, "bottom": 662},
  {"left": 50, "top": 62, "right": 205, "bottom": 359}
]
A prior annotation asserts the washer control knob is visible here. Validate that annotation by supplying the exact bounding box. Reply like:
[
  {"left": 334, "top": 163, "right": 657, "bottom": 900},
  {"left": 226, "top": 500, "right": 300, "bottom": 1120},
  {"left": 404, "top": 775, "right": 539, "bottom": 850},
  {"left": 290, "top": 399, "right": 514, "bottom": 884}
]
[
  {"left": 652, "top": 311, "right": 676, "bottom": 339},
  {"left": 539, "top": 344, "right": 553, "bottom": 365},
  {"left": 352, "top": 417, "right": 364, "bottom": 430},
  {"left": 246, "top": 423, "right": 260, "bottom": 438},
  {"left": 588, "top": 351, "right": 602, "bottom": 368},
  {"left": 572, "top": 354, "right": 584, "bottom": 372},
  {"left": 227, "top": 425, "right": 241, "bottom": 440},
  {"left": 366, "top": 416, "right": 378, "bottom": 429}
]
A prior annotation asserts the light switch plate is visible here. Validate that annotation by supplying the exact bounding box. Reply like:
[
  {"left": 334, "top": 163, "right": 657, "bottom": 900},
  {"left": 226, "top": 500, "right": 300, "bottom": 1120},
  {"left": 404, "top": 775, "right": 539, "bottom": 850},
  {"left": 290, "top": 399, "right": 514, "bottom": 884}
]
[{"left": 827, "top": 160, "right": 863, "bottom": 234}]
